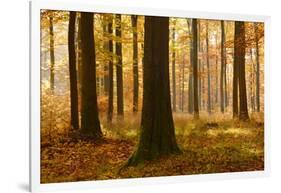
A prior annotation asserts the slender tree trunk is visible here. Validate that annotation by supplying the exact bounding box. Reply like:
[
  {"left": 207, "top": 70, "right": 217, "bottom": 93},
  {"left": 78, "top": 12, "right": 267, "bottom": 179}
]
[
  {"left": 187, "top": 19, "right": 194, "bottom": 114},
  {"left": 131, "top": 15, "right": 139, "bottom": 112},
  {"left": 192, "top": 19, "right": 199, "bottom": 119},
  {"left": 254, "top": 23, "right": 260, "bottom": 112},
  {"left": 206, "top": 21, "right": 211, "bottom": 114},
  {"left": 198, "top": 21, "right": 202, "bottom": 111},
  {"left": 215, "top": 33, "right": 219, "bottom": 105},
  {"left": 103, "top": 15, "right": 109, "bottom": 94},
  {"left": 233, "top": 22, "right": 240, "bottom": 119},
  {"left": 236, "top": 22, "right": 249, "bottom": 121},
  {"left": 224, "top": 50, "right": 228, "bottom": 108},
  {"left": 250, "top": 48, "right": 256, "bottom": 112},
  {"left": 49, "top": 14, "right": 55, "bottom": 94},
  {"left": 107, "top": 16, "right": 114, "bottom": 123},
  {"left": 115, "top": 14, "right": 124, "bottom": 118},
  {"left": 77, "top": 15, "right": 82, "bottom": 96},
  {"left": 181, "top": 54, "right": 185, "bottom": 112},
  {"left": 80, "top": 12, "right": 102, "bottom": 137},
  {"left": 127, "top": 16, "right": 181, "bottom": 166},
  {"left": 220, "top": 20, "right": 225, "bottom": 113},
  {"left": 68, "top": 11, "right": 79, "bottom": 130},
  {"left": 172, "top": 20, "right": 177, "bottom": 112}
]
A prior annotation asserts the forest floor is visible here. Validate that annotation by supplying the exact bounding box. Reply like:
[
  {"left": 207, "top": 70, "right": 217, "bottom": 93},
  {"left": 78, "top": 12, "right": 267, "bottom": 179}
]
[{"left": 41, "top": 113, "right": 264, "bottom": 183}]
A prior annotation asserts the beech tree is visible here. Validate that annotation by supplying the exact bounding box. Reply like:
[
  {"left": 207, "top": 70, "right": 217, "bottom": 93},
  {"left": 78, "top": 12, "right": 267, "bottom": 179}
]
[
  {"left": 192, "top": 19, "right": 199, "bottom": 119},
  {"left": 127, "top": 16, "right": 181, "bottom": 166},
  {"left": 115, "top": 14, "right": 124, "bottom": 118},
  {"left": 131, "top": 15, "right": 139, "bottom": 112},
  {"left": 68, "top": 11, "right": 79, "bottom": 130},
  {"left": 80, "top": 12, "right": 102, "bottom": 137}
]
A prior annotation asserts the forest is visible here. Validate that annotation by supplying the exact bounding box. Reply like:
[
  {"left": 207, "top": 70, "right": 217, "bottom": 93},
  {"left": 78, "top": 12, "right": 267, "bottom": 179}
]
[{"left": 40, "top": 10, "right": 264, "bottom": 183}]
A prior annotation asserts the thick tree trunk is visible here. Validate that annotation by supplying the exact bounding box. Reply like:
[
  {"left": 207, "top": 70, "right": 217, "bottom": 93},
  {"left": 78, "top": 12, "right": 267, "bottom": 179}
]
[
  {"left": 131, "top": 15, "right": 139, "bottom": 112},
  {"left": 80, "top": 12, "right": 102, "bottom": 137},
  {"left": 237, "top": 22, "right": 249, "bottom": 121},
  {"left": 206, "top": 21, "right": 211, "bottom": 114},
  {"left": 220, "top": 21, "right": 225, "bottom": 113},
  {"left": 192, "top": 19, "right": 199, "bottom": 119},
  {"left": 127, "top": 16, "right": 181, "bottom": 166},
  {"left": 107, "top": 16, "right": 114, "bottom": 123},
  {"left": 68, "top": 11, "right": 79, "bottom": 130},
  {"left": 172, "top": 20, "right": 176, "bottom": 112},
  {"left": 254, "top": 23, "right": 260, "bottom": 112},
  {"left": 49, "top": 14, "right": 55, "bottom": 94},
  {"left": 115, "top": 14, "right": 124, "bottom": 118}
]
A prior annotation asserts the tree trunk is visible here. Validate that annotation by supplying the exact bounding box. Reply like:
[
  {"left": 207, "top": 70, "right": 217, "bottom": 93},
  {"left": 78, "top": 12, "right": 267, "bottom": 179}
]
[
  {"left": 206, "top": 21, "right": 211, "bottom": 114},
  {"left": 187, "top": 19, "right": 194, "bottom": 114},
  {"left": 80, "top": 12, "right": 102, "bottom": 137},
  {"left": 131, "top": 15, "right": 139, "bottom": 112},
  {"left": 254, "top": 23, "right": 260, "bottom": 112},
  {"left": 127, "top": 16, "right": 181, "bottom": 166},
  {"left": 107, "top": 16, "right": 114, "bottom": 123},
  {"left": 236, "top": 22, "right": 249, "bottom": 121},
  {"left": 192, "top": 19, "right": 199, "bottom": 119},
  {"left": 68, "top": 11, "right": 79, "bottom": 130},
  {"left": 103, "top": 15, "right": 109, "bottom": 94},
  {"left": 233, "top": 22, "right": 240, "bottom": 119},
  {"left": 220, "top": 20, "right": 225, "bottom": 113},
  {"left": 115, "top": 14, "right": 124, "bottom": 118},
  {"left": 172, "top": 20, "right": 176, "bottom": 112},
  {"left": 49, "top": 14, "right": 55, "bottom": 94}
]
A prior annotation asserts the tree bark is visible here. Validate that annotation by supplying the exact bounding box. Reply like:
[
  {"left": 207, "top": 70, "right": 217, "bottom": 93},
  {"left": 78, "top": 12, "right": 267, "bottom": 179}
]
[
  {"left": 131, "top": 15, "right": 139, "bottom": 112},
  {"left": 233, "top": 22, "right": 240, "bottom": 119},
  {"left": 107, "top": 16, "right": 114, "bottom": 123},
  {"left": 254, "top": 23, "right": 260, "bottom": 112},
  {"left": 220, "top": 20, "right": 225, "bottom": 113},
  {"left": 68, "top": 11, "right": 79, "bottom": 130},
  {"left": 115, "top": 14, "right": 124, "bottom": 118},
  {"left": 80, "top": 12, "right": 102, "bottom": 137},
  {"left": 192, "top": 19, "right": 199, "bottom": 119},
  {"left": 206, "top": 21, "right": 211, "bottom": 114},
  {"left": 127, "top": 16, "right": 181, "bottom": 166},
  {"left": 103, "top": 15, "right": 109, "bottom": 94},
  {"left": 49, "top": 14, "right": 55, "bottom": 94},
  {"left": 172, "top": 20, "right": 177, "bottom": 112},
  {"left": 187, "top": 19, "right": 194, "bottom": 114},
  {"left": 237, "top": 22, "right": 249, "bottom": 121}
]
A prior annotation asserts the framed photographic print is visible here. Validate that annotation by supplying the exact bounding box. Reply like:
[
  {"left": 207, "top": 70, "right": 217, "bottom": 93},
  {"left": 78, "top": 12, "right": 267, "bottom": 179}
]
[{"left": 30, "top": 0, "right": 270, "bottom": 192}]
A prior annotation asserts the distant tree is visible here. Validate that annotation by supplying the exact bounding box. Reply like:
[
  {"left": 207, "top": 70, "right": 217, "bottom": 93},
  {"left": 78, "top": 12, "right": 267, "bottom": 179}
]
[
  {"left": 80, "top": 12, "right": 102, "bottom": 137},
  {"left": 68, "top": 11, "right": 79, "bottom": 130},
  {"left": 254, "top": 23, "right": 260, "bottom": 112},
  {"left": 48, "top": 13, "right": 55, "bottom": 93},
  {"left": 220, "top": 20, "right": 225, "bottom": 113},
  {"left": 107, "top": 15, "right": 114, "bottom": 123},
  {"left": 192, "top": 19, "right": 199, "bottom": 119},
  {"left": 115, "top": 14, "right": 124, "bottom": 118},
  {"left": 233, "top": 22, "right": 239, "bottom": 119},
  {"left": 206, "top": 21, "right": 211, "bottom": 114},
  {"left": 171, "top": 19, "right": 177, "bottom": 112},
  {"left": 131, "top": 15, "right": 139, "bottom": 112},
  {"left": 127, "top": 16, "right": 181, "bottom": 166},
  {"left": 187, "top": 19, "right": 194, "bottom": 114},
  {"left": 103, "top": 15, "right": 109, "bottom": 94}
]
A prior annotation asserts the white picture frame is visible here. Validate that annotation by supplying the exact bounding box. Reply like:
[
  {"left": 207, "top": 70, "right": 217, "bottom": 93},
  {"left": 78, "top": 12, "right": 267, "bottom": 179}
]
[{"left": 29, "top": 0, "right": 271, "bottom": 192}]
